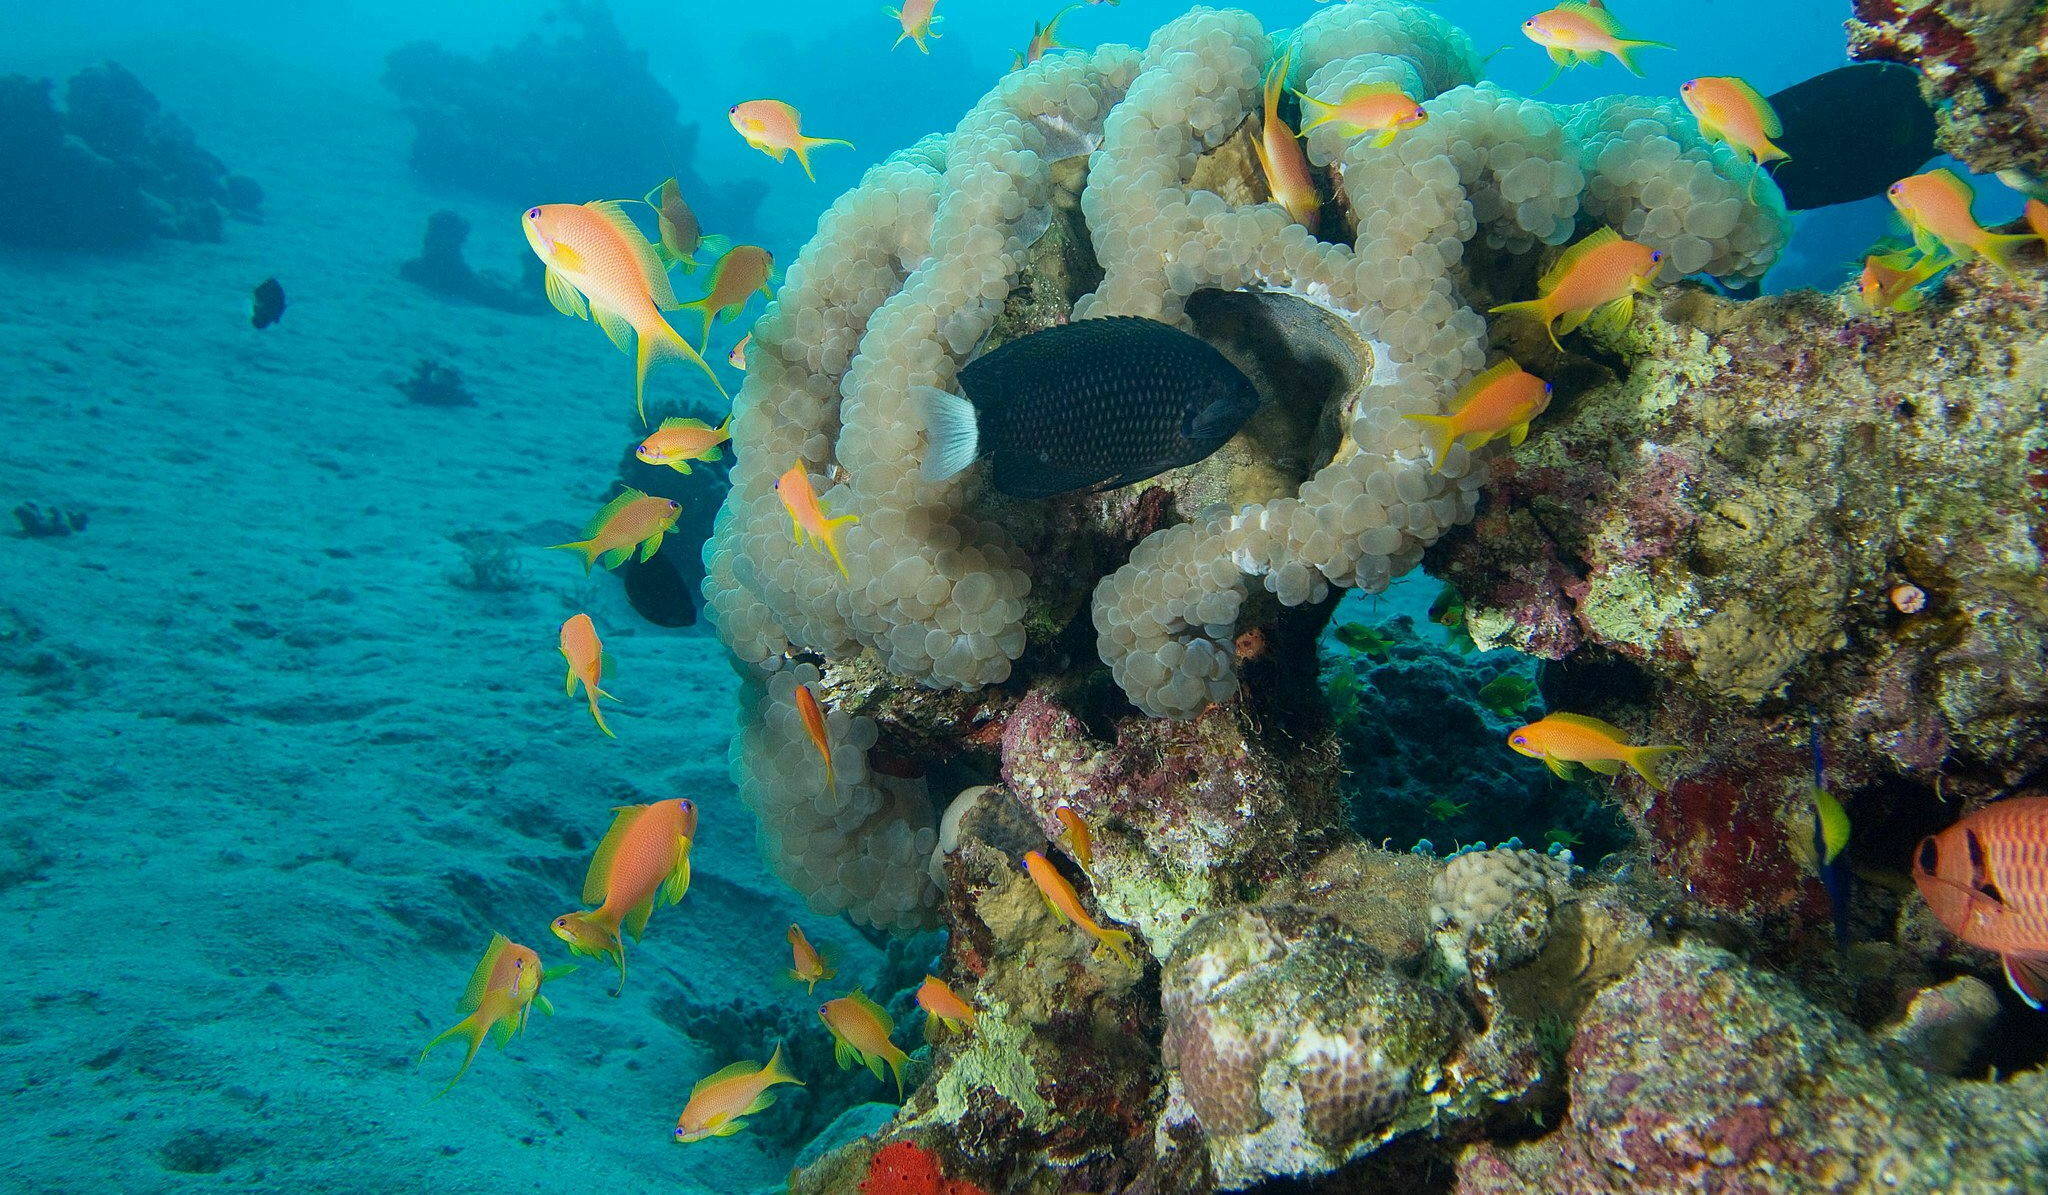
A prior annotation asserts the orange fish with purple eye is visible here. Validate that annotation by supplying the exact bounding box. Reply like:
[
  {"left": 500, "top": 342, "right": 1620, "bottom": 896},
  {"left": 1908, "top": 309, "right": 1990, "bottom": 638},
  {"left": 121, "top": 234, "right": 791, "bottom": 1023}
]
[
  {"left": 1054, "top": 805, "right": 1094, "bottom": 869},
  {"left": 818, "top": 990, "right": 910, "bottom": 1099},
  {"left": 552, "top": 798, "right": 698, "bottom": 995},
  {"left": 1024, "top": 850, "right": 1137, "bottom": 968},
  {"left": 1252, "top": 50, "right": 1319, "bottom": 233},
  {"left": 1403, "top": 358, "right": 1553, "bottom": 473},
  {"left": 793, "top": 684, "right": 836, "bottom": 793},
  {"left": 916, "top": 975, "right": 978, "bottom": 1035},
  {"left": 728, "top": 100, "right": 853, "bottom": 182},
  {"left": 1887, "top": 168, "right": 2043, "bottom": 278},
  {"left": 786, "top": 923, "right": 836, "bottom": 994},
  {"left": 1913, "top": 795, "right": 2048, "bottom": 1010},
  {"left": 775, "top": 464, "right": 860, "bottom": 577},
  {"left": 1507, "top": 712, "right": 1681, "bottom": 790},
  {"left": 418, "top": 934, "right": 573, "bottom": 1094},
  {"left": 1490, "top": 227, "right": 1664, "bottom": 350},
  {"left": 1679, "top": 76, "right": 1787, "bottom": 173},
  {"left": 888, "top": 0, "right": 943, "bottom": 53},
  {"left": 548, "top": 488, "right": 681, "bottom": 573},
  {"left": 1294, "top": 81, "right": 1428, "bottom": 148},
  {"left": 558, "top": 613, "right": 619, "bottom": 738}
]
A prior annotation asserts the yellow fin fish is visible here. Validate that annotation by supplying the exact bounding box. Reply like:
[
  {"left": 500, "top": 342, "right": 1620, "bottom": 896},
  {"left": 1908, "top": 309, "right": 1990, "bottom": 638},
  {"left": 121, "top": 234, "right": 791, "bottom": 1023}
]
[
  {"left": 1489, "top": 227, "right": 1663, "bottom": 350},
  {"left": 1012, "top": 5, "right": 1079, "bottom": 70},
  {"left": 636, "top": 415, "right": 731, "bottom": 474},
  {"left": 1508, "top": 712, "right": 1682, "bottom": 791},
  {"left": 794, "top": 684, "right": 836, "bottom": 793},
  {"left": 558, "top": 613, "right": 619, "bottom": 737},
  {"left": 1295, "top": 81, "right": 1428, "bottom": 148},
  {"left": 888, "top": 0, "right": 943, "bottom": 53},
  {"left": 1680, "top": 76, "right": 1787, "bottom": 170},
  {"left": 819, "top": 989, "right": 911, "bottom": 1099},
  {"left": 641, "top": 178, "right": 730, "bottom": 273},
  {"left": 673, "top": 1043, "right": 804, "bottom": 1143},
  {"left": 418, "top": 935, "right": 573, "bottom": 1095},
  {"left": 1054, "top": 805, "right": 1093, "bottom": 870},
  {"left": 775, "top": 465, "right": 860, "bottom": 577},
  {"left": 678, "top": 246, "right": 775, "bottom": 352},
  {"left": 1253, "top": 50, "right": 1320, "bottom": 232},
  {"left": 1403, "top": 359, "right": 1553, "bottom": 472},
  {"left": 1025, "top": 849, "right": 1136, "bottom": 968},
  {"left": 729, "top": 100, "right": 853, "bottom": 182},
  {"left": 551, "top": 799, "right": 697, "bottom": 995},
  {"left": 787, "top": 924, "right": 836, "bottom": 993},
  {"left": 548, "top": 489, "right": 681, "bottom": 573},
  {"left": 1887, "top": 169, "right": 2042, "bottom": 278},
  {"left": 1521, "top": 1, "right": 1671, "bottom": 80},
  {"left": 729, "top": 332, "right": 752, "bottom": 371},
  {"left": 520, "top": 201, "right": 727, "bottom": 422},
  {"left": 916, "top": 975, "right": 978, "bottom": 1035},
  {"left": 1857, "top": 248, "right": 1952, "bottom": 313}
]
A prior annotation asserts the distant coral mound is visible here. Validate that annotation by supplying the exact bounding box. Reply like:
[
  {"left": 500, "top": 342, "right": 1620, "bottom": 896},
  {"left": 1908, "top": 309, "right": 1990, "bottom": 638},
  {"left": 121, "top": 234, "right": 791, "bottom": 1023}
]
[
  {"left": 382, "top": 1, "right": 761, "bottom": 231},
  {"left": 0, "top": 63, "right": 260, "bottom": 249}
]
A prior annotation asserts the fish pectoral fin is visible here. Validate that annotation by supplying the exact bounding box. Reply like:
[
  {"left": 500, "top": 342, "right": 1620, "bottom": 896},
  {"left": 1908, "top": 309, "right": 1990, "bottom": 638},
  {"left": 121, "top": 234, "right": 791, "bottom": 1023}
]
[
  {"left": 623, "top": 894, "right": 656, "bottom": 941},
  {"left": 593, "top": 306, "right": 635, "bottom": 354},
  {"left": 544, "top": 267, "right": 589, "bottom": 320},
  {"left": 832, "top": 1038, "right": 858, "bottom": 1069},
  {"left": 742, "top": 1090, "right": 779, "bottom": 1116},
  {"left": 535, "top": 993, "right": 555, "bottom": 1017},
  {"left": 2005, "top": 954, "right": 2048, "bottom": 1011},
  {"left": 1508, "top": 420, "right": 1532, "bottom": 447},
  {"left": 640, "top": 529, "right": 666, "bottom": 561},
  {"left": 1543, "top": 755, "right": 1576, "bottom": 780},
  {"left": 1582, "top": 757, "right": 1624, "bottom": 776},
  {"left": 713, "top": 1118, "right": 749, "bottom": 1137}
]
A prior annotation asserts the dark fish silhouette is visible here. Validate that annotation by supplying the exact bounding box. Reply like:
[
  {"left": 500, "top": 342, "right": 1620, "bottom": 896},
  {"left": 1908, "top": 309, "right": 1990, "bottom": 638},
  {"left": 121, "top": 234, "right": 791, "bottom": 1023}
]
[
  {"left": 915, "top": 316, "right": 1261, "bottom": 500},
  {"left": 620, "top": 548, "right": 697, "bottom": 627},
  {"left": 1768, "top": 64, "right": 1936, "bottom": 211},
  {"left": 251, "top": 277, "right": 285, "bottom": 329}
]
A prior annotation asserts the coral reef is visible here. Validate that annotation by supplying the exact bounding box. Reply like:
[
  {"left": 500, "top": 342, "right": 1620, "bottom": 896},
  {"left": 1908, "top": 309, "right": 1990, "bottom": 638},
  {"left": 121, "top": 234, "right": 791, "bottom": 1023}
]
[
  {"left": 382, "top": 1, "right": 761, "bottom": 229},
  {"left": 1849, "top": 0, "right": 2048, "bottom": 185},
  {"left": 398, "top": 210, "right": 546, "bottom": 314},
  {"left": 395, "top": 359, "right": 475, "bottom": 408},
  {"left": 0, "top": 63, "right": 259, "bottom": 249}
]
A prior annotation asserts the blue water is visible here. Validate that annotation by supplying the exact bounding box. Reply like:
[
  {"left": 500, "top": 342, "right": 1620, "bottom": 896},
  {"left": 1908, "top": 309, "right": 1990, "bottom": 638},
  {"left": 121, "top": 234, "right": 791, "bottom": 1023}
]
[{"left": 0, "top": 2, "right": 2010, "bottom": 1191}]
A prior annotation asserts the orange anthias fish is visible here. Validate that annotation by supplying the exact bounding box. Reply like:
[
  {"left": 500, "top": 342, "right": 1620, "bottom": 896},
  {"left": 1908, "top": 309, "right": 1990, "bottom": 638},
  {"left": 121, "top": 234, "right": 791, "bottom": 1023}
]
[
  {"left": 1508, "top": 712, "right": 1682, "bottom": 790},
  {"left": 1490, "top": 228, "right": 1663, "bottom": 350},
  {"left": 1679, "top": 76, "right": 1788, "bottom": 171},
  {"left": 1914, "top": 795, "right": 2048, "bottom": 1009},
  {"left": 1403, "top": 359, "right": 1553, "bottom": 472},
  {"left": 1522, "top": 1, "right": 1671, "bottom": 78},
  {"left": 794, "top": 684, "right": 836, "bottom": 792},
  {"left": 787, "top": 924, "right": 836, "bottom": 993},
  {"left": 1012, "top": 5, "right": 1078, "bottom": 70},
  {"left": 548, "top": 489, "right": 682, "bottom": 573},
  {"left": 673, "top": 1043, "right": 805, "bottom": 1143},
  {"left": 1887, "top": 169, "right": 2043, "bottom": 277},
  {"left": 1295, "top": 82, "right": 1428, "bottom": 148},
  {"left": 551, "top": 798, "right": 698, "bottom": 995},
  {"left": 1024, "top": 850, "right": 1137, "bottom": 968},
  {"left": 1054, "top": 805, "right": 1093, "bottom": 869},
  {"left": 729, "top": 100, "right": 853, "bottom": 182},
  {"left": 636, "top": 416, "right": 731, "bottom": 474},
  {"left": 521, "top": 201, "right": 727, "bottom": 421},
  {"left": 819, "top": 990, "right": 911, "bottom": 1099},
  {"left": 418, "top": 934, "right": 571, "bottom": 1094},
  {"left": 729, "top": 333, "right": 752, "bottom": 371},
  {"left": 558, "top": 613, "right": 619, "bottom": 738},
  {"left": 775, "top": 465, "right": 860, "bottom": 577},
  {"left": 642, "top": 178, "right": 730, "bottom": 273},
  {"left": 1253, "top": 51, "right": 1320, "bottom": 233},
  {"left": 916, "top": 975, "right": 978, "bottom": 1034},
  {"left": 679, "top": 246, "right": 775, "bottom": 351},
  {"left": 889, "top": 0, "right": 943, "bottom": 53},
  {"left": 2029, "top": 198, "right": 2048, "bottom": 243},
  {"left": 1857, "top": 248, "right": 1953, "bottom": 314}
]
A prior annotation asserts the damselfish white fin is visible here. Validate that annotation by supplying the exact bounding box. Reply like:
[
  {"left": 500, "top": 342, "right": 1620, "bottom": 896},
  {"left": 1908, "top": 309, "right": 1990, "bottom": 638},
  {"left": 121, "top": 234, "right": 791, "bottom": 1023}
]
[{"left": 913, "top": 386, "right": 981, "bottom": 483}]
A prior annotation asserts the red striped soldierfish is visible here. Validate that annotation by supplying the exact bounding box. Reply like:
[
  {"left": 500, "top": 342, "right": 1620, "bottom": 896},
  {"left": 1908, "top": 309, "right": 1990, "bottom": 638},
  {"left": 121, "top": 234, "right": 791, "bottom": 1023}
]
[
  {"left": 1887, "top": 169, "right": 2042, "bottom": 278},
  {"left": 888, "top": 0, "right": 942, "bottom": 53},
  {"left": 787, "top": 924, "right": 836, "bottom": 993},
  {"left": 1489, "top": 227, "right": 1663, "bottom": 350},
  {"left": 1403, "top": 359, "right": 1552, "bottom": 473},
  {"left": 558, "top": 613, "right": 618, "bottom": 738},
  {"left": 1913, "top": 795, "right": 2048, "bottom": 1009},
  {"left": 418, "top": 934, "right": 573, "bottom": 1094},
  {"left": 1253, "top": 51, "right": 1319, "bottom": 233},
  {"left": 775, "top": 465, "right": 860, "bottom": 577},
  {"left": 673, "top": 1044, "right": 804, "bottom": 1142},
  {"left": 729, "top": 100, "right": 853, "bottom": 182},
  {"left": 1295, "top": 82, "right": 1428, "bottom": 148},
  {"left": 819, "top": 990, "right": 911, "bottom": 1099},
  {"left": 521, "top": 201, "right": 727, "bottom": 422},
  {"left": 636, "top": 416, "right": 731, "bottom": 474},
  {"left": 548, "top": 489, "right": 681, "bottom": 573},
  {"left": 1508, "top": 712, "right": 1682, "bottom": 790},
  {"left": 1025, "top": 850, "right": 1136, "bottom": 968},
  {"left": 551, "top": 798, "right": 698, "bottom": 995}
]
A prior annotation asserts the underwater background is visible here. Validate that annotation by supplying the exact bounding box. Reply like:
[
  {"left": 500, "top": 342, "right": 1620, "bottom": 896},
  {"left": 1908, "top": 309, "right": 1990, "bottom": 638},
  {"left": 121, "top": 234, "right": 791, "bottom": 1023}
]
[{"left": 5, "top": 1, "right": 2047, "bottom": 1193}]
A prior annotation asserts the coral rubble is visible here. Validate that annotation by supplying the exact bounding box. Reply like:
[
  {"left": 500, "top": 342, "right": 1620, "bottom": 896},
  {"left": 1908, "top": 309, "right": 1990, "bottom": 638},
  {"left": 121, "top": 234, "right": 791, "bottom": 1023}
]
[{"left": 1849, "top": 0, "right": 2048, "bottom": 185}]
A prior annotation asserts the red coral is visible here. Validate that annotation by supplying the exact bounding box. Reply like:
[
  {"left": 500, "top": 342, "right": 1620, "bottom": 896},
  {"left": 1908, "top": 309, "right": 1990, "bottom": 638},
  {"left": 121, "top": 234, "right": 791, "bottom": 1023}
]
[{"left": 860, "top": 1141, "right": 988, "bottom": 1195}]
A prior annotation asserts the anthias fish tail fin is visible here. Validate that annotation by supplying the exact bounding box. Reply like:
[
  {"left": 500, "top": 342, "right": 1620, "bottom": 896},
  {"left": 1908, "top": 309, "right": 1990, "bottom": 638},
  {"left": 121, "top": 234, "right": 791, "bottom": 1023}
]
[
  {"left": 1610, "top": 39, "right": 1672, "bottom": 77},
  {"left": 639, "top": 316, "right": 730, "bottom": 425},
  {"left": 913, "top": 386, "right": 981, "bottom": 482},
  {"left": 1978, "top": 231, "right": 2043, "bottom": 278},
  {"left": 1626, "top": 744, "right": 1685, "bottom": 791},
  {"left": 1401, "top": 413, "right": 1459, "bottom": 474}
]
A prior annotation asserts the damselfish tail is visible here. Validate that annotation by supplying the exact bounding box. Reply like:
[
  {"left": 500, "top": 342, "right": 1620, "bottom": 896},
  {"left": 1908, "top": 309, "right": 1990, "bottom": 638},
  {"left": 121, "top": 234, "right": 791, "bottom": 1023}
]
[
  {"left": 1488, "top": 298, "right": 1560, "bottom": 350},
  {"left": 1402, "top": 413, "right": 1460, "bottom": 474},
  {"left": 1610, "top": 39, "right": 1673, "bottom": 77},
  {"left": 1626, "top": 745, "right": 1685, "bottom": 792},
  {"left": 1975, "top": 231, "right": 2043, "bottom": 278},
  {"left": 637, "top": 314, "right": 729, "bottom": 426},
  {"left": 418, "top": 1015, "right": 487, "bottom": 1096}
]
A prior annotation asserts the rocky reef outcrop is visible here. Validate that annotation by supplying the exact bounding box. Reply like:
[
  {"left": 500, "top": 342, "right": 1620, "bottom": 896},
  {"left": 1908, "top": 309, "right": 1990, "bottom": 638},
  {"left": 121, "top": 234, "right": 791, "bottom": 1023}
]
[{"left": 1850, "top": 0, "right": 2048, "bottom": 188}]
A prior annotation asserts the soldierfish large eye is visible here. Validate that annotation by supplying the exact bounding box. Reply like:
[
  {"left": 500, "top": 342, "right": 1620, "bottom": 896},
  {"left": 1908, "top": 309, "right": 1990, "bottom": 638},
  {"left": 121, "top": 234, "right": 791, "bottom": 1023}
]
[{"left": 1917, "top": 838, "right": 1938, "bottom": 872}]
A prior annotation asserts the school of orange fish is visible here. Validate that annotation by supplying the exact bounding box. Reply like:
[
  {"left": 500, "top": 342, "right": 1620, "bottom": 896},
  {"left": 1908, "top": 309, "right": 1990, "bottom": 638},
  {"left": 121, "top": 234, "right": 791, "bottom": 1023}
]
[{"left": 417, "top": 0, "right": 2048, "bottom": 1139}]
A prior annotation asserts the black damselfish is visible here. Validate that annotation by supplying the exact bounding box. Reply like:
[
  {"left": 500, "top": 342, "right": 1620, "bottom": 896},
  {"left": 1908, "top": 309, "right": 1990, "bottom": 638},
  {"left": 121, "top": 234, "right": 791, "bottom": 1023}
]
[
  {"left": 250, "top": 277, "right": 285, "bottom": 329},
  {"left": 1767, "top": 64, "right": 1936, "bottom": 211},
  {"left": 915, "top": 316, "right": 1261, "bottom": 500}
]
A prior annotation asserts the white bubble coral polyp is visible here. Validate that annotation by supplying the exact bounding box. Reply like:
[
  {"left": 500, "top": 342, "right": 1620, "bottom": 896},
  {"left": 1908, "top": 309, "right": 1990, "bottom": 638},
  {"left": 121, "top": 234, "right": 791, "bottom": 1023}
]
[{"left": 704, "top": 0, "right": 1789, "bottom": 726}]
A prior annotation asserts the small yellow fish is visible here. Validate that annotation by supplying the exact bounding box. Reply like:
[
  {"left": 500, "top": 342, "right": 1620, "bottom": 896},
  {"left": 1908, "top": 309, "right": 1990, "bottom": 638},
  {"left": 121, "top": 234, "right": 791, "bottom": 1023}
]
[
  {"left": 1521, "top": 1, "right": 1670, "bottom": 78},
  {"left": 1025, "top": 850, "right": 1136, "bottom": 968},
  {"left": 1054, "top": 805, "right": 1093, "bottom": 869},
  {"left": 548, "top": 489, "right": 681, "bottom": 573},
  {"left": 1679, "top": 76, "right": 1788, "bottom": 171},
  {"left": 558, "top": 613, "right": 618, "bottom": 737},
  {"left": 1887, "top": 169, "right": 2042, "bottom": 278},
  {"left": 679, "top": 246, "right": 774, "bottom": 352},
  {"left": 889, "top": 0, "right": 943, "bottom": 53},
  {"left": 1253, "top": 51, "right": 1319, "bottom": 232},
  {"left": 819, "top": 990, "right": 911, "bottom": 1099},
  {"left": 776, "top": 465, "right": 860, "bottom": 577},
  {"left": 1012, "top": 5, "right": 1078, "bottom": 70},
  {"left": 787, "top": 924, "right": 836, "bottom": 993},
  {"left": 642, "top": 178, "right": 730, "bottom": 273},
  {"left": 1403, "top": 359, "right": 1553, "bottom": 472},
  {"left": 418, "top": 935, "right": 571, "bottom": 1094},
  {"left": 729, "top": 100, "right": 853, "bottom": 182},
  {"left": 636, "top": 416, "right": 731, "bottom": 474},
  {"left": 1856, "top": 248, "right": 1952, "bottom": 314},
  {"left": 673, "top": 1044, "right": 804, "bottom": 1143},
  {"left": 794, "top": 684, "right": 836, "bottom": 792},
  {"left": 1490, "top": 227, "right": 1663, "bottom": 350},
  {"left": 551, "top": 799, "right": 697, "bottom": 994},
  {"left": 1295, "top": 81, "right": 1428, "bottom": 148},
  {"left": 916, "top": 975, "right": 978, "bottom": 1034},
  {"left": 729, "top": 333, "right": 752, "bottom": 371},
  {"left": 1508, "top": 712, "right": 1682, "bottom": 790}
]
